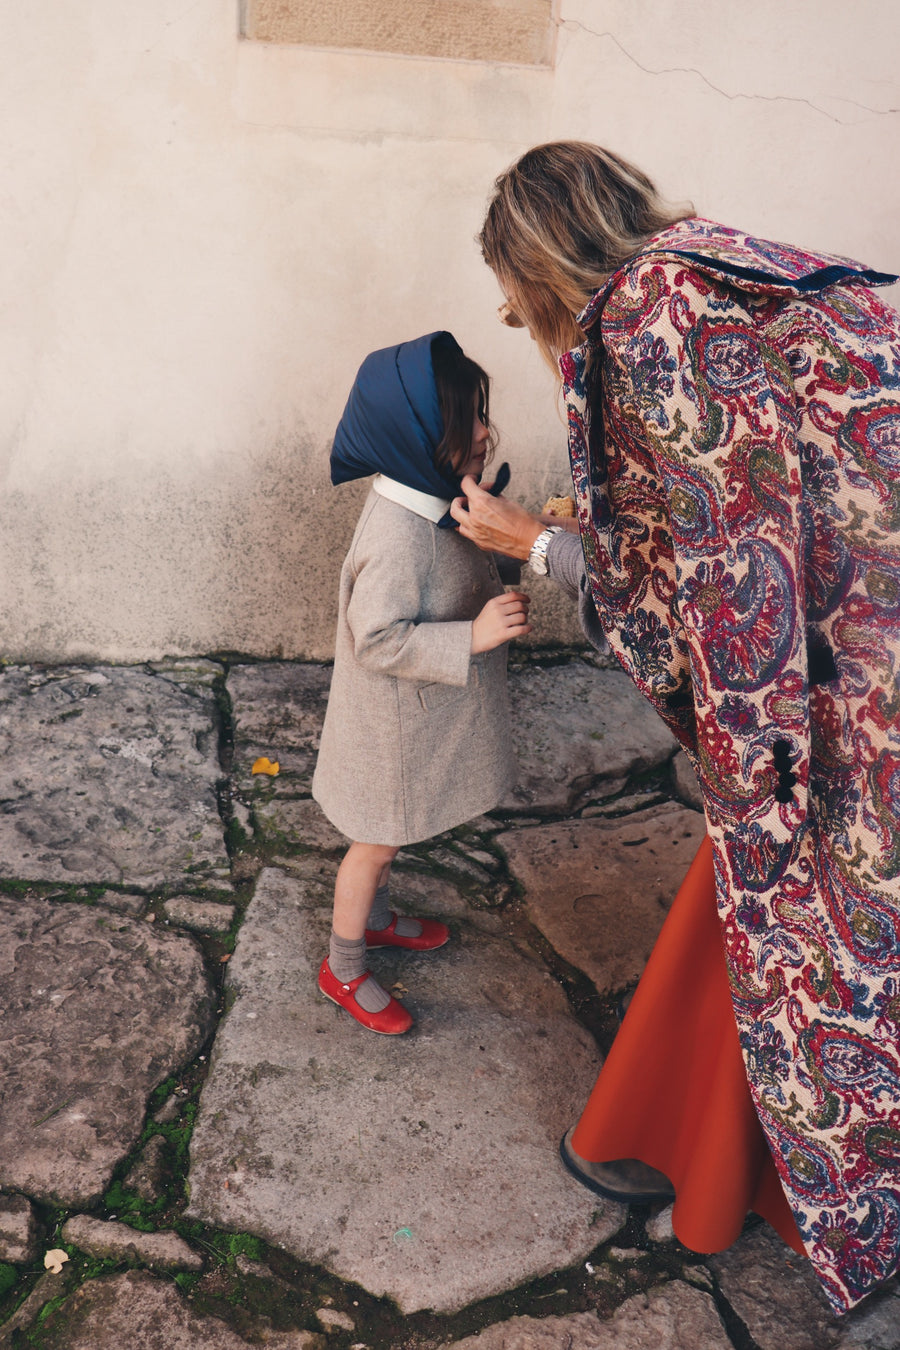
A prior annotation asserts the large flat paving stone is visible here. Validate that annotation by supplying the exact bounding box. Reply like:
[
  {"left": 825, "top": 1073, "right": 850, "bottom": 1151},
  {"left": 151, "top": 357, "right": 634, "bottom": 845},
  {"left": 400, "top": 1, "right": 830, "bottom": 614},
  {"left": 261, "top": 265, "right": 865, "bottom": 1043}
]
[
  {"left": 227, "top": 660, "right": 678, "bottom": 831},
  {"left": 187, "top": 868, "right": 625, "bottom": 1314},
  {"left": 29, "top": 1270, "right": 316, "bottom": 1349},
  {"left": 227, "top": 662, "right": 332, "bottom": 795},
  {"left": 503, "top": 662, "right": 678, "bottom": 812},
  {"left": 440, "top": 1279, "right": 733, "bottom": 1348},
  {"left": 253, "top": 796, "right": 348, "bottom": 851},
  {"left": 710, "top": 1225, "right": 900, "bottom": 1350},
  {"left": 0, "top": 897, "right": 214, "bottom": 1206},
  {"left": 0, "top": 664, "right": 229, "bottom": 887},
  {"left": 497, "top": 805, "right": 705, "bottom": 995}
]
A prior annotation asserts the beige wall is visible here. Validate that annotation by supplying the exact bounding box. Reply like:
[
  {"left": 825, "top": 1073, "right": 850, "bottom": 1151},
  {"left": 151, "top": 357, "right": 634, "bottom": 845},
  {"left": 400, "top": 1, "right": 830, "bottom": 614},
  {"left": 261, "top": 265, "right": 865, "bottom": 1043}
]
[{"left": 2, "top": 1, "right": 899, "bottom": 662}]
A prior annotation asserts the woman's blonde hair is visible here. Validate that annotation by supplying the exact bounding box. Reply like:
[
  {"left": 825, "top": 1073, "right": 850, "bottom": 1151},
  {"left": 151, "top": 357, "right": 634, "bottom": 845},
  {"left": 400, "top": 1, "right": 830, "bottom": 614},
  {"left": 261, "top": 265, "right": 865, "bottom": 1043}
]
[{"left": 479, "top": 141, "right": 692, "bottom": 370}]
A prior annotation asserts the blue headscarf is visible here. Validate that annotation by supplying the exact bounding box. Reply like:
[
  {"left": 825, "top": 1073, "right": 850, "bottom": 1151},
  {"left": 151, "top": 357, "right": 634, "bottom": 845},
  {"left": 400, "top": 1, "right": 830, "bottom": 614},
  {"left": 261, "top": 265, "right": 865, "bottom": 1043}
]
[{"left": 330, "top": 332, "right": 464, "bottom": 504}]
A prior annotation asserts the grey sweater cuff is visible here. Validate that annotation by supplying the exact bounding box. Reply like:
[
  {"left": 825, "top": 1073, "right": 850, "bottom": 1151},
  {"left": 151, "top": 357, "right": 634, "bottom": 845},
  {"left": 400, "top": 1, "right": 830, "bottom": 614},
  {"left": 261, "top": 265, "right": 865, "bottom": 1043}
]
[
  {"left": 545, "top": 529, "right": 609, "bottom": 656},
  {"left": 545, "top": 531, "right": 584, "bottom": 600}
]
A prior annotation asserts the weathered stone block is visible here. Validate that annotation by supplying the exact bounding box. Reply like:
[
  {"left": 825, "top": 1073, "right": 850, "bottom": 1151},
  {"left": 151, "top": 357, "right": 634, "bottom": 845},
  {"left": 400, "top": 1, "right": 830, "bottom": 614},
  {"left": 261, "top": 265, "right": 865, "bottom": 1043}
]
[
  {"left": 62, "top": 1216, "right": 203, "bottom": 1272},
  {"left": 187, "top": 868, "right": 624, "bottom": 1313},
  {"left": 440, "top": 1278, "right": 733, "bottom": 1348},
  {"left": 0, "top": 665, "right": 228, "bottom": 887},
  {"left": 504, "top": 662, "right": 678, "bottom": 812},
  {"left": 30, "top": 1270, "right": 318, "bottom": 1349},
  {"left": 0, "top": 1193, "right": 39, "bottom": 1264},
  {"left": 498, "top": 804, "right": 705, "bottom": 995},
  {"left": 0, "top": 898, "right": 214, "bottom": 1206},
  {"left": 228, "top": 659, "right": 678, "bottom": 825},
  {"left": 242, "top": 0, "right": 556, "bottom": 66},
  {"left": 228, "top": 662, "right": 331, "bottom": 795},
  {"left": 710, "top": 1225, "right": 900, "bottom": 1350},
  {"left": 162, "top": 897, "right": 235, "bottom": 934},
  {"left": 252, "top": 796, "right": 347, "bottom": 852},
  {"left": 122, "top": 1135, "right": 169, "bottom": 1204},
  {"left": 671, "top": 750, "right": 704, "bottom": 811}
]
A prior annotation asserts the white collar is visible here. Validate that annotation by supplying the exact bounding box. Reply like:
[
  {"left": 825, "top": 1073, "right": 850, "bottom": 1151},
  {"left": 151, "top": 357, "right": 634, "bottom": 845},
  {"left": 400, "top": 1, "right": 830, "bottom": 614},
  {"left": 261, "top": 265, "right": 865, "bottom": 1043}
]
[{"left": 372, "top": 474, "right": 450, "bottom": 523}]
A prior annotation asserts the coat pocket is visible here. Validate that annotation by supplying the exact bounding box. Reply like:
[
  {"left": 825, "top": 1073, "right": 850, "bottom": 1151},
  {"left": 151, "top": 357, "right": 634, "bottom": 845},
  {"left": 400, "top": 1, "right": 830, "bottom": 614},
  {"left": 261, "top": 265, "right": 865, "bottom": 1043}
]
[{"left": 416, "top": 667, "right": 479, "bottom": 713}]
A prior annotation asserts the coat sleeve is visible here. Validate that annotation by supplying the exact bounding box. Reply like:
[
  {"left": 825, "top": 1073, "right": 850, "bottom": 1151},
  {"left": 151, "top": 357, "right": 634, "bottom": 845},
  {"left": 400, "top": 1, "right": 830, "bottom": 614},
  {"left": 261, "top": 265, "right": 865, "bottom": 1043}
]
[
  {"left": 600, "top": 260, "right": 810, "bottom": 837},
  {"left": 546, "top": 531, "right": 608, "bottom": 654},
  {"left": 345, "top": 521, "right": 473, "bottom": 688}
]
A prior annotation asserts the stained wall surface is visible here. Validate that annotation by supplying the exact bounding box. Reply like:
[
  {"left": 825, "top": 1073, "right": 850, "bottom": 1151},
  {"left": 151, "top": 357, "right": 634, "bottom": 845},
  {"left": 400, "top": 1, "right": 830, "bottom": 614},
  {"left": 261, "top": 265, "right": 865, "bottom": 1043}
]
[{"left": 2, "top": 1, "right": 899, "bottom": 661}]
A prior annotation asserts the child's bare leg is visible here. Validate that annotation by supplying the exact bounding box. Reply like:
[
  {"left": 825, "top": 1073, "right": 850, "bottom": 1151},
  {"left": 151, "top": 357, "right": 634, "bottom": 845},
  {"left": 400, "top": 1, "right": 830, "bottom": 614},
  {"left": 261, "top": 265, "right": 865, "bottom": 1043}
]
[
  {"left": 329, "top": 842, "right": 398, "bottom": 1015},
  {"left": 333, "top": 843, "right": 398, "bottom": 938}
]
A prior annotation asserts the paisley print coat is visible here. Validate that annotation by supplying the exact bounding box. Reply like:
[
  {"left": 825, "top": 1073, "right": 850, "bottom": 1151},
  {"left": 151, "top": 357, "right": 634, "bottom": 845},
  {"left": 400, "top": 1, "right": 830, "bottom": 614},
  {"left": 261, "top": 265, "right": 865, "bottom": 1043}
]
[{"left": 561, "top": 217, "right": 900, "bottom": 1313}]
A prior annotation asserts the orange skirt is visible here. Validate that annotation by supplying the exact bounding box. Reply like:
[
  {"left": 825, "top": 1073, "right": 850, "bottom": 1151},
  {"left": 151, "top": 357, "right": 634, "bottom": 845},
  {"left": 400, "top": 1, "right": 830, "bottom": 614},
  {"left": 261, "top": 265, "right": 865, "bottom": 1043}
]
[{"left": 571, "top": 835, "right": 805, "bottom": 1255}]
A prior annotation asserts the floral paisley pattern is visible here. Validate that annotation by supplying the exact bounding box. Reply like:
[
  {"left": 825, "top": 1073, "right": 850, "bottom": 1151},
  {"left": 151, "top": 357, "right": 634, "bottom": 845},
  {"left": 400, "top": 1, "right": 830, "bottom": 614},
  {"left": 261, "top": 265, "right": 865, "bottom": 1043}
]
[{"left": 561, "top": 217, "right": 900, "bottom": 1312}]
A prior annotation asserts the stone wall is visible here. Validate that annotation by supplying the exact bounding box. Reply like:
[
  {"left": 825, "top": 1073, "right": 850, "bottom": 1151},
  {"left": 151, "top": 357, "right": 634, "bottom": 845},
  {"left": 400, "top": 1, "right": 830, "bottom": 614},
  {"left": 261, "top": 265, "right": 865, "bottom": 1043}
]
[{"left": 2, "top": 0, "right": 899, "bottom": 662}]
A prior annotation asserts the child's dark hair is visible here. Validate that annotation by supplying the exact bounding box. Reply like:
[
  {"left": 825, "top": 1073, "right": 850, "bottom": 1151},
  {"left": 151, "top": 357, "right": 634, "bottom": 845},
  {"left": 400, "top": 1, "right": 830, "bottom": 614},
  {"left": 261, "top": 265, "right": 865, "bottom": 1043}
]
[{"left": 432, "top": 338, "right": 498, "bottom": 475}]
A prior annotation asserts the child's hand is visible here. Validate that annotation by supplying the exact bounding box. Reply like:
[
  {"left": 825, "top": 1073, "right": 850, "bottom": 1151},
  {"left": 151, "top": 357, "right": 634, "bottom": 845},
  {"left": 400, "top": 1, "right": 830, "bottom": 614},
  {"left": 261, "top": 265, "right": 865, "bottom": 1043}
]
[{"left": 471, "top": 592, "right": 532, "bottom": 653}]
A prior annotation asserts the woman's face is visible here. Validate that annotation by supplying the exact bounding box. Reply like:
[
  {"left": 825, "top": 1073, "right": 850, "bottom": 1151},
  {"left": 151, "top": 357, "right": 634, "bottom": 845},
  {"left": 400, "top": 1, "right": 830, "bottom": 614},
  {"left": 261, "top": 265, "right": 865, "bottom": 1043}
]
[{"left": 455, "top": 407, "right": 491, "bottom": 478}]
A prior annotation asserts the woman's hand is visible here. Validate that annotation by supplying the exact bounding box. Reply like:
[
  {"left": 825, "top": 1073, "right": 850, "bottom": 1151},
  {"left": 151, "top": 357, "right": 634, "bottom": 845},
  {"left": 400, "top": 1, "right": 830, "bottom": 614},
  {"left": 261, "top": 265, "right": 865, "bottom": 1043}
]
[
  {"left": 471, "top": 591, "right": 532, "bottom": 653},
  {"left": 450, "top": 475, "right": 546, "bottom": 559}
]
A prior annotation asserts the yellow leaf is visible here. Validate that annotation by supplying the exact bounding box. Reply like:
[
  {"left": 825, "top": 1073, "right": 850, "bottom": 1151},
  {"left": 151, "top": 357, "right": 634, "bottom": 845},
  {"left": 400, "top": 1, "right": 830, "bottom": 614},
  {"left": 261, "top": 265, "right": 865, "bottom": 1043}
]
[
  {"left": 251, "top": 757, "right": 279, "bottom": 776},
  {"left": 44, "top": 1249, "right": 69, "bottom": 1275}
]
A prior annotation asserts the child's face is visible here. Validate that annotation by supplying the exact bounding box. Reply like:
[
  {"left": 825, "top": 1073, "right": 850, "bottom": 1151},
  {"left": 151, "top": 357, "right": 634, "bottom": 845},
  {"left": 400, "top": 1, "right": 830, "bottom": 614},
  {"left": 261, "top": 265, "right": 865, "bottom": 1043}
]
[{"left": 455, "top": 407, "right": 491, "bottom": 479}]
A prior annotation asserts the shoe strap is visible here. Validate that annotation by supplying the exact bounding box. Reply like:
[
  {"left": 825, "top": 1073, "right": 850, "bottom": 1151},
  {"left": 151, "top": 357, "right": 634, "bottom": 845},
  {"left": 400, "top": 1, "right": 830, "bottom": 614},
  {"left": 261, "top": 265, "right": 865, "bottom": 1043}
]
[{"left": 330, "top": 965, "right": 374, "bottom": 996}]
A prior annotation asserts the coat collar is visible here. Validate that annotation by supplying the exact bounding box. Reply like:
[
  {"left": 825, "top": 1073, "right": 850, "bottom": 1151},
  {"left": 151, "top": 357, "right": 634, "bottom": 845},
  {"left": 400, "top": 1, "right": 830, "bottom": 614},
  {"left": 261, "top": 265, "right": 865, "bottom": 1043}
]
[
  {"left": 574, "top": 216, "right": 897, "bottom": 335},
  {"left": 372, "top": 473, "right": 450, "bottom": 523}
]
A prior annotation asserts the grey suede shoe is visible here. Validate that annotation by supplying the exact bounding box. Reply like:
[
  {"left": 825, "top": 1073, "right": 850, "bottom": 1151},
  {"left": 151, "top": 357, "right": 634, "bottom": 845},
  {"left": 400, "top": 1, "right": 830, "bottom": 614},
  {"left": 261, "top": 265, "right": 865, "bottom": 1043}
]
[{"left": 559, "top": 1127, "right": 676, "bottom": 1203}]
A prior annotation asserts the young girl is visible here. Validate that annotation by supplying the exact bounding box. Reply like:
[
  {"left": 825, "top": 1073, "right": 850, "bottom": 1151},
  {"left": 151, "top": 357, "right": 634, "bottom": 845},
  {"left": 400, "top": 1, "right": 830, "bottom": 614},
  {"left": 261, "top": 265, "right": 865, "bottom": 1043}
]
[{"left": 312, "top": 331, "right": 530, "bottom": 1034}]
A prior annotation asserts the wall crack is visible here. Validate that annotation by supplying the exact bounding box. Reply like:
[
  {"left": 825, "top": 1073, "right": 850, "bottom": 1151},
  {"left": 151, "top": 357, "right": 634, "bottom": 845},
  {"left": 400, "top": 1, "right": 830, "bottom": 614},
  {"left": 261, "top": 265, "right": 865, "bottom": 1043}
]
[{"left": 557, "top": 20, "right": 899, "bottom": 127}]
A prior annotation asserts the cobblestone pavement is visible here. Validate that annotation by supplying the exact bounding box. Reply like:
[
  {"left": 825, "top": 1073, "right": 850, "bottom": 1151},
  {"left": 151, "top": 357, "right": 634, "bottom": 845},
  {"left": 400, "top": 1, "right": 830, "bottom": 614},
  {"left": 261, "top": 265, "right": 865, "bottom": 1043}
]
[{"left": 1, "top": 655, "right": 898, "bottom": 1349}]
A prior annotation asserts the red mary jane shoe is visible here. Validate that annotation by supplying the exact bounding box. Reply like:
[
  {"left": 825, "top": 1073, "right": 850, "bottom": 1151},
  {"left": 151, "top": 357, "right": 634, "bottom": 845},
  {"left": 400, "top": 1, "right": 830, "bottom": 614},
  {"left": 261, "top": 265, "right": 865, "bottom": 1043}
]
[
  {"left": 318, "top": 958, "right": 413, "bottom": 1035},
  {"left": 365, "top": 912, "right": 450, "bottom": 951}
]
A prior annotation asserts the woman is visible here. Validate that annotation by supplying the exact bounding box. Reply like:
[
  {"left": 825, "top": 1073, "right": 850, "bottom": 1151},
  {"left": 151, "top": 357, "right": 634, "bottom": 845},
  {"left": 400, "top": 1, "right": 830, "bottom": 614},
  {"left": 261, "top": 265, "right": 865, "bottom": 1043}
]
[{"left": 450, "top": 141, "right": 900, "bottom": 1315}]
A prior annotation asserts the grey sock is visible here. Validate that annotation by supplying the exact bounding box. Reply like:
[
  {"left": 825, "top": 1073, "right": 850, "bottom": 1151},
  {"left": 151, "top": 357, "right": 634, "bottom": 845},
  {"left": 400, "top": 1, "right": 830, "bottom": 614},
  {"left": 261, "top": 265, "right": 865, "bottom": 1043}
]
[
  {"left": 366, "top": 883, "right": 423, "bottom": 939},
  {"left": 366, "top": 883, "right": 393, "bottom": 931},
  {"left": 328, "top": 931, "right": 390, "bottom": 1013}
]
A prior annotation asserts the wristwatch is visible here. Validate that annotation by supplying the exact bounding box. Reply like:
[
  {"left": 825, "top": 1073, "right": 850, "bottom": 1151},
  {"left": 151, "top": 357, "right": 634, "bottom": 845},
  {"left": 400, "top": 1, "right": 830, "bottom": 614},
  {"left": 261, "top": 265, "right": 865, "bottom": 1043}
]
[{"left": 528, "top": 526, "right": 563, "bottom": 576}]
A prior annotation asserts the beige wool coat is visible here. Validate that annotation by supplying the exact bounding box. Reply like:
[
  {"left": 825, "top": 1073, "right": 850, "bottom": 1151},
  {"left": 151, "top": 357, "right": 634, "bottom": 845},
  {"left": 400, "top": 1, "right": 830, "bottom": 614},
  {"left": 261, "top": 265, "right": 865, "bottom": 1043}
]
[{"left": 312, "top": 488, "right": 517, "bottom": 845}]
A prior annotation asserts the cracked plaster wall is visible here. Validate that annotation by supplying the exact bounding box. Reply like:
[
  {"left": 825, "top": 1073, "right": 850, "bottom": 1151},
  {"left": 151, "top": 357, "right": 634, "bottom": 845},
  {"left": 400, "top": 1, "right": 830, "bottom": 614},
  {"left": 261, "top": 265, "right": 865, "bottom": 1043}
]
[{"left": 2, "top": 0, "right": 899, "bottom": 662}]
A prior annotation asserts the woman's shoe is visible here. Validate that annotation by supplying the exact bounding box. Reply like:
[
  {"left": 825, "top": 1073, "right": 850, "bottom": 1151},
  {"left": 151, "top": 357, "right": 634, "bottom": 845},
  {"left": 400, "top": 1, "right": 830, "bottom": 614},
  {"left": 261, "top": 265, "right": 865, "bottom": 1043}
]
[
  {"left": 559, "top": 1127, "right": 675, "bottom": 1203},
  {"left": 365, "top": 912, "right": 450, "bottom": 951},
  {"left": 318, "top": 958, "right": 413, "bottom": 1035}
]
